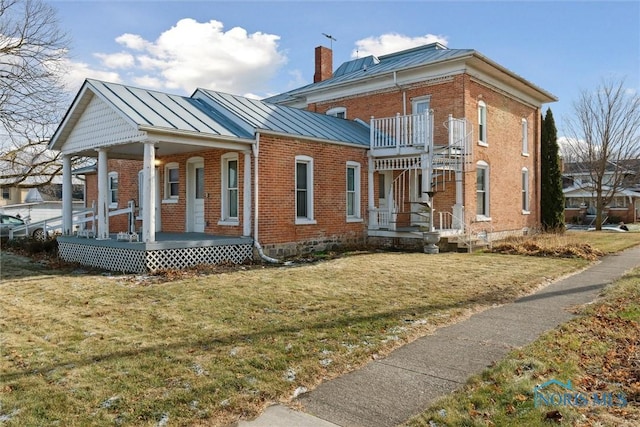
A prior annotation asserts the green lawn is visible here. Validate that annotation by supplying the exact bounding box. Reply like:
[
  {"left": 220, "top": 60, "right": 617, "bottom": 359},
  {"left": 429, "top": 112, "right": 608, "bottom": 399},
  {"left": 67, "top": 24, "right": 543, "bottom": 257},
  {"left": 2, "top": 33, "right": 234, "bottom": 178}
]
[{"left": 1, "top": 231, "right": 639, "bottom": 426}]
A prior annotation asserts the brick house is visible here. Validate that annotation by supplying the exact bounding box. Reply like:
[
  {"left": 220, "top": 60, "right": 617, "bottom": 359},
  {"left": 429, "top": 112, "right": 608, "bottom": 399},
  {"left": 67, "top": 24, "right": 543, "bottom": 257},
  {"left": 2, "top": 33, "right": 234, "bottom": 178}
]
[{"left": 49, "top": 42, "right": 556, "bottom": 273}]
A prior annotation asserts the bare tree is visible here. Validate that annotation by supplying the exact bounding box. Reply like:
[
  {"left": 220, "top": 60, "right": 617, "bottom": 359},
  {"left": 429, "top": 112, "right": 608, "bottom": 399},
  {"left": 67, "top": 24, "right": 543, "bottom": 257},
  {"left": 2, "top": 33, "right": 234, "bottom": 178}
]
[
  {"left": 563, "top": 77, "right": 640, "bottom": 230},
  {"left": 0, "top": 0, "right": 71, "bottom": 187}
]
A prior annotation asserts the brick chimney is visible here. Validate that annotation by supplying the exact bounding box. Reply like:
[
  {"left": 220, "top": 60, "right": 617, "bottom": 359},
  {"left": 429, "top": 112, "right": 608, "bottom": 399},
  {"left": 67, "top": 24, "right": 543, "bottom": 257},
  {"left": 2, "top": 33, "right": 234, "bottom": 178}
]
[{"left": 314, "top": 46, "right": 333, "bottom": 83}]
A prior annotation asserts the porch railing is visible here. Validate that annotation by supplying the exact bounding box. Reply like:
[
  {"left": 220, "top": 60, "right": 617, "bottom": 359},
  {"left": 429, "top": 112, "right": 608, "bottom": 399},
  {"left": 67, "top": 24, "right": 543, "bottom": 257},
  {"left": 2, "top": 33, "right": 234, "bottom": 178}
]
[{"left": 370, "top": 111, "right": 433, "bottom": 152}]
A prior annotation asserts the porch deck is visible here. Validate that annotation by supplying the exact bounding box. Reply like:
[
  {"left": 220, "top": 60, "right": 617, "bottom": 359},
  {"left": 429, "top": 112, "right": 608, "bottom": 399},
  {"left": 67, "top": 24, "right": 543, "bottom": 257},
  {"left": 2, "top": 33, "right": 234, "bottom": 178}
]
[{"left": 57, "top": 232, "right": 254, "bottom": 274}]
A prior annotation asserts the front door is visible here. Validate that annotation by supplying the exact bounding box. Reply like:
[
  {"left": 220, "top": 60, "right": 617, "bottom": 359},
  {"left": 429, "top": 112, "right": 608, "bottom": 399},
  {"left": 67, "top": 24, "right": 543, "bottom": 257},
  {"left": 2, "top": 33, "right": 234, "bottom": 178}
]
[
  {"left": 187, "top": 159, "right": 205, "bottom": 232},
  {"left": 378, "top": 171, "right": 392, "bottom": 209}
]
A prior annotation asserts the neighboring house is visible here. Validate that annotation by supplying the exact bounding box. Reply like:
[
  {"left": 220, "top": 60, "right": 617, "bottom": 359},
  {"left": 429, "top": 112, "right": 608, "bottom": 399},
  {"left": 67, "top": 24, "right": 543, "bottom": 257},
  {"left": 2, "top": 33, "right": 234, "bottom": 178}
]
[
  {"left": 562, "top": 160, "right": 640, "bottom": 225},
  {"left": 48, "top": 42, "right": 556, "bottom": 273},
  {"left": 0, "top": 177, "right": 84, "bottom": 225}
]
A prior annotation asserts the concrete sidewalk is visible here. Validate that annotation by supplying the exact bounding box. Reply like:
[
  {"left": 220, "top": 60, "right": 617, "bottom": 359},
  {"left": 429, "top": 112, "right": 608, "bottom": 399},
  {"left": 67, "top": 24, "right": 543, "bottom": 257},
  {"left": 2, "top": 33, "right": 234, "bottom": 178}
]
[{"left": 238, "top": 246, "right": 640, "bottom": 427}]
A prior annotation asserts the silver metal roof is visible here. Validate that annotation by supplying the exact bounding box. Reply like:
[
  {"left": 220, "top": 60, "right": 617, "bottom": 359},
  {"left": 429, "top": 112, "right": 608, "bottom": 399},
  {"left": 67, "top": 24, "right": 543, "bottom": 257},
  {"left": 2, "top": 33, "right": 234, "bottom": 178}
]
[
  {"left": 84, "top": 79, "right": 243, "bottom": 137},
  {"left": 50, "top": 79, "right": 371, "bottom": 152},
  {"left": 194, "top": 90, "right": 370, "bottom": 146},
  {"left": 264, "top": 42, "right": 556, "bottom": 105}
]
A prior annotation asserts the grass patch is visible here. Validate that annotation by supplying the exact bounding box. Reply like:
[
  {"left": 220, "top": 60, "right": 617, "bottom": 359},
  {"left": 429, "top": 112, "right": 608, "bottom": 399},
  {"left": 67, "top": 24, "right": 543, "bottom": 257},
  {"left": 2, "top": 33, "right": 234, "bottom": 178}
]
[
  {"left": 0, "top": 231, "right": 636, "bottom": 426},
  {"left": 405, "top": 267, "right": 640, "bottom": 427}
]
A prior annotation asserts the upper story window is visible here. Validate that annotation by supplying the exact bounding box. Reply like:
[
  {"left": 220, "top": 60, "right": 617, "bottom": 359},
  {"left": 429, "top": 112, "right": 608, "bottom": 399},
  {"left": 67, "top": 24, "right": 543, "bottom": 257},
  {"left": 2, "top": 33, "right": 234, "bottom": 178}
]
[
  {"left": 108, "top": 171, "right": 118, "bottom": 208},
  {"left": 478, "top": 101, "right": 487, "bottom": 146},
  {"left": 221, "top": 153, "right": 239, "bottom": 223},
  {"left": 521, "top": 118, "right": 529, "bottom": 156},
  {"left": 295, "top": 155, "right": 316, "bottom": 224},
  {"left": 346, "top": 161, "right": 361, "bottom": 221},
  {"left": 326, "top": 107, "right": 347, "bottom": 119},
  {"left": 412, "top": 96, "right": 431, "bottom": 115},
  {"left": 476, "top": 161, "right": 490, "bottom": 219},
  {"left": 164, "top": 162, "right": 179, "bottom": 201},
  {"left": 522, "top": 167, "right": 530, "bottom": 213}
]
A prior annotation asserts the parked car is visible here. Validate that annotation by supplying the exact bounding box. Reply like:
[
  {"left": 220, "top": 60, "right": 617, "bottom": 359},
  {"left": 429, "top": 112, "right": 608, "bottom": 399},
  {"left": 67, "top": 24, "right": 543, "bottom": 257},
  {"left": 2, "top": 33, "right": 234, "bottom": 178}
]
[{"left": 0, "top": 214, "right": 46, "bottom": 240}]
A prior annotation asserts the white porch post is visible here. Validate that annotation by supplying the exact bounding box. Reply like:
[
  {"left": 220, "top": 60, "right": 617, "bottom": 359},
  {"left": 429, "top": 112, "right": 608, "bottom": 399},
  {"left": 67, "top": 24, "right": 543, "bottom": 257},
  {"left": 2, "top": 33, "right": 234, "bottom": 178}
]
[
  {"left": 243, "top": 150, "right": 252, "bottom": 237},
  {"left": 367, "top": 156, "right": 377, "bottom": 229},
  {"left": 97, "top": 148, "right": 109, "bottom": 239},
  {"left": 142, "top": 142, "right": 156, "bottom": 243},
  {"left": 62, "top": 155, "right": 73, "bottom": 235}
]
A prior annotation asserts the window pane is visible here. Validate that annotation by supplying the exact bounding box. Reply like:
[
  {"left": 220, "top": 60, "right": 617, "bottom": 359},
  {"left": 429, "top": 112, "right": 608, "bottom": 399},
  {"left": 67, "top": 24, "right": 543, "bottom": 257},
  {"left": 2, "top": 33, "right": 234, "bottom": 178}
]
[
  {"left": 170, "top": 183, "right": 179, "bottom": 197},
  {"left": 229, "top": 189, "right": 238, "bottom": 217},
  {"left": 195, "top": 167, "right": 204, "bottom": 199},
  {"left": 476, "top": 169, "right": 485, "bottom": 190},
  {"left": 228, "top": 160, "right": 238, "bottom": 188},
  {"left": 169, "top": 168, "right": 179, "bottom": 182},
  {"left": 477, "top": 193, "right": 485, "bottom": 215},
  {"left": 296, "top": 163, "right": 307, "bottom": 190},
  {"left": 347, "top": 192, "right": 355, "bottom": 216},
  {"left": 347, "top": 167, "right": 355, "bottom": 191},
  {"left": 296, "top": 190, "right": 307, "bottom": 217}
]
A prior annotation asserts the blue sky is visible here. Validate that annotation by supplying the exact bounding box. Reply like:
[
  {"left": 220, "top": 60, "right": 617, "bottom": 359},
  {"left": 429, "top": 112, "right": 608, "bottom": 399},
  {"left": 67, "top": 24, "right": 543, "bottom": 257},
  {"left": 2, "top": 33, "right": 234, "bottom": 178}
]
[{"left": 48, "top": 0, "right": 639, "bottom": 134}]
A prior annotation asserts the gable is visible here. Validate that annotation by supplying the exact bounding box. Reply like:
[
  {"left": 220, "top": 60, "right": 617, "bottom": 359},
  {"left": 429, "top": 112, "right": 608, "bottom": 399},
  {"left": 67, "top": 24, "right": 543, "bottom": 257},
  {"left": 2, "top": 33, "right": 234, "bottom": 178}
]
[{"left": 61, "top": 94, "right": 146, "bottom": 155}]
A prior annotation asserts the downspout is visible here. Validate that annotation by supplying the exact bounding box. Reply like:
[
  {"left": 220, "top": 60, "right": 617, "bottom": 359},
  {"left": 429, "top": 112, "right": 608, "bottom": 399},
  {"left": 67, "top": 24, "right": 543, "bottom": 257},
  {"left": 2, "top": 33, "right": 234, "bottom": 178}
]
[
  {"left": 394, "top": 71, "right": 407, "bottom": 115},
  {"left": 252, "top": 132, "right": 280, "bottom": 263}
]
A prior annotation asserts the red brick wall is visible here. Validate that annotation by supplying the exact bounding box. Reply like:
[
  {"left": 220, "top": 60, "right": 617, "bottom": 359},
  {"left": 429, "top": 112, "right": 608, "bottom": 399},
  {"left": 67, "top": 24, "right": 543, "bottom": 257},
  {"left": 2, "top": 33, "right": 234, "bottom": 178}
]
[
  {"left": 257, "top": 134, "right": 368, "bottom": 256},
  {"left": 312, "top": 73, "right": 541, "bottom": 233},
  {"left": 465, "top": 77, "right": 540, "bottom": 232}
]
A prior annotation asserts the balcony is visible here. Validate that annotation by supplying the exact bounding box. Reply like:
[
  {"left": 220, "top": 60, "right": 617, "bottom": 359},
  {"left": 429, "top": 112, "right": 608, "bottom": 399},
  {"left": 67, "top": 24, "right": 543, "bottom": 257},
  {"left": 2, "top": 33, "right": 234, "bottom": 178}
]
[{"left": 370, "top": 112, "right": 433, "bottom": 157}]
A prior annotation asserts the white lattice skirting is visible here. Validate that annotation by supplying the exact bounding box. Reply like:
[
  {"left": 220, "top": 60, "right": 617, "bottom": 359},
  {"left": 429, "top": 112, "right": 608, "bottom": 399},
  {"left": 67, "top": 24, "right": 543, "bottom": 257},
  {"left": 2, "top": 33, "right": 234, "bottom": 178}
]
[{"left": 58, "top": 241, "right": 253, "bottom": 273}]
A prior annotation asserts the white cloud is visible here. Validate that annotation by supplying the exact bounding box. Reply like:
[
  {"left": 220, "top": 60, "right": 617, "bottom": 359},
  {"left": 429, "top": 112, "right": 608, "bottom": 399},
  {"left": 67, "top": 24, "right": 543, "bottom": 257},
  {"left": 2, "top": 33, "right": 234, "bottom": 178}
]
[
  {"left": 94, "top": 18, "right": 287, "bottom": 95},
  {"left": 351, "top": 33, "right": 448, "bottom": 58},
  {"left": 115, "top": 33, "right": 150, "bottom": 51},
  {"left": 94, "top": 52, "right": 135, "bottom": 69},
  {"left": 59, "top": 58, "right": 122, "bottom": 95}
]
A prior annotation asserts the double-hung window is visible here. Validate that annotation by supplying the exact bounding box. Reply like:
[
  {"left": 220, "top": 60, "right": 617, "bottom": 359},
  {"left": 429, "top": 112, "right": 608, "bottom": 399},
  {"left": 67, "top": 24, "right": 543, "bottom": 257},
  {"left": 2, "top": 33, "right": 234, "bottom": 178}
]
[
  {"left": 220, "top": 153, "right": 239, "bottom": 224},
  {"left": 476, "top": 161, "right": 490, "bottom": 219},
  {"left": 521, "top": 118, "right": 529, "bottom": 156},
  {"left": 478, "top": 101, "right": 487, "bottom": 146},
  {"left": 346, "top": 162, "right": 361, "bottom": 221},
  {"left": 295, "top": 155, "right": 315, "bottom": 224},
  {"left": 164, "top": 163, "right": 179, "bottom": 201},
  {"left": 522, "top": 168, "right": 530, "bottom": 213},
  {"left": 108, "top": 171, "right": 118, "bottom": 208}
]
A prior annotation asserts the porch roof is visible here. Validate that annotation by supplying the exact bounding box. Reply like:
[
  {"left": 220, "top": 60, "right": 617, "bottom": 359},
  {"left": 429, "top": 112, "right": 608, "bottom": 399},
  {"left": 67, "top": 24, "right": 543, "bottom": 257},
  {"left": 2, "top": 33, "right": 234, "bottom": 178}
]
[{"left": 49, "top": 79, "right": 371, "bottom": 158}]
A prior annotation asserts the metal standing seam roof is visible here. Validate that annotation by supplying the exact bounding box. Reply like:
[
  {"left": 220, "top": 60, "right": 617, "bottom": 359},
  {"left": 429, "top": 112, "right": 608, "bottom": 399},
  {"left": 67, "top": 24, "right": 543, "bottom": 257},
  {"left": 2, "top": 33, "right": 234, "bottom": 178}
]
[
  {"left": 51, "top": 79, "right": 370, "bottom": 149},
  {"left": 194, "top": 89, "right": 371, "bottom": 146},
  {"left": 84, "top": 79, "right": 243, "bottom": 138},
  {"left": 264, "top": 44, "right": 474, "bottom": 103}
]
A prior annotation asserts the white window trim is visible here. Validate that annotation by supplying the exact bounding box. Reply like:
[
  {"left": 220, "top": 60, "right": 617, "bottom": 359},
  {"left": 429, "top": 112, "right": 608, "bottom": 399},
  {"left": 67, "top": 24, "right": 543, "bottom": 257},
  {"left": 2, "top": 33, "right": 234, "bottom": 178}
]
[
  {"left": 295, "top": 155, "right": 316, "bottom": 225},
  {"left": 162, "top": 162, "right": 179, "bottom": 203},
  {"left": 108, "top": 171, "right": 118, "bottom": 209},
  {"left": 411, "top": 95, "right": 432, "bottom": 114},
  {"left": 326, "top": 107, "right": 347, "bottom": 119},
  {"left": 521, "top": 118, "right": 529, "bottom": 156},
  {"left": 478, "top": 100, "right": 488, "bottom": 147},
  {"left": 346, "top": 161, "right": 362, "bottom": 222},
  {"left": 219, "top": 153, "right": 240, "bottom": 226},
  {"left": 476, "top": 161, "right": 490, "bottom": 221},
  {"left": 522, "top": 167, "right": 530, "bottom": 214}
]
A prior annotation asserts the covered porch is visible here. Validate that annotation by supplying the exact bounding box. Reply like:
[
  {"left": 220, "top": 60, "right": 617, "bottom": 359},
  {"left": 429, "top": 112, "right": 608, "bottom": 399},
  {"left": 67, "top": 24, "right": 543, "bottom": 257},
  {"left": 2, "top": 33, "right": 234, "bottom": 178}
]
[{"left": 49, "top": 80, "right": 257, "bottom": 272}]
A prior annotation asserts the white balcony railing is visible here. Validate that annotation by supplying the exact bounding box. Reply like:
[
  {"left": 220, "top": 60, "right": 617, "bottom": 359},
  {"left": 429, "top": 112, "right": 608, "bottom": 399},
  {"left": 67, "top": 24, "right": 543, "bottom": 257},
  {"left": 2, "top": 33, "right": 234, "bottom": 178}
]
[{"left": 370, "top": 111, "right": 433, "bottom": 153}]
